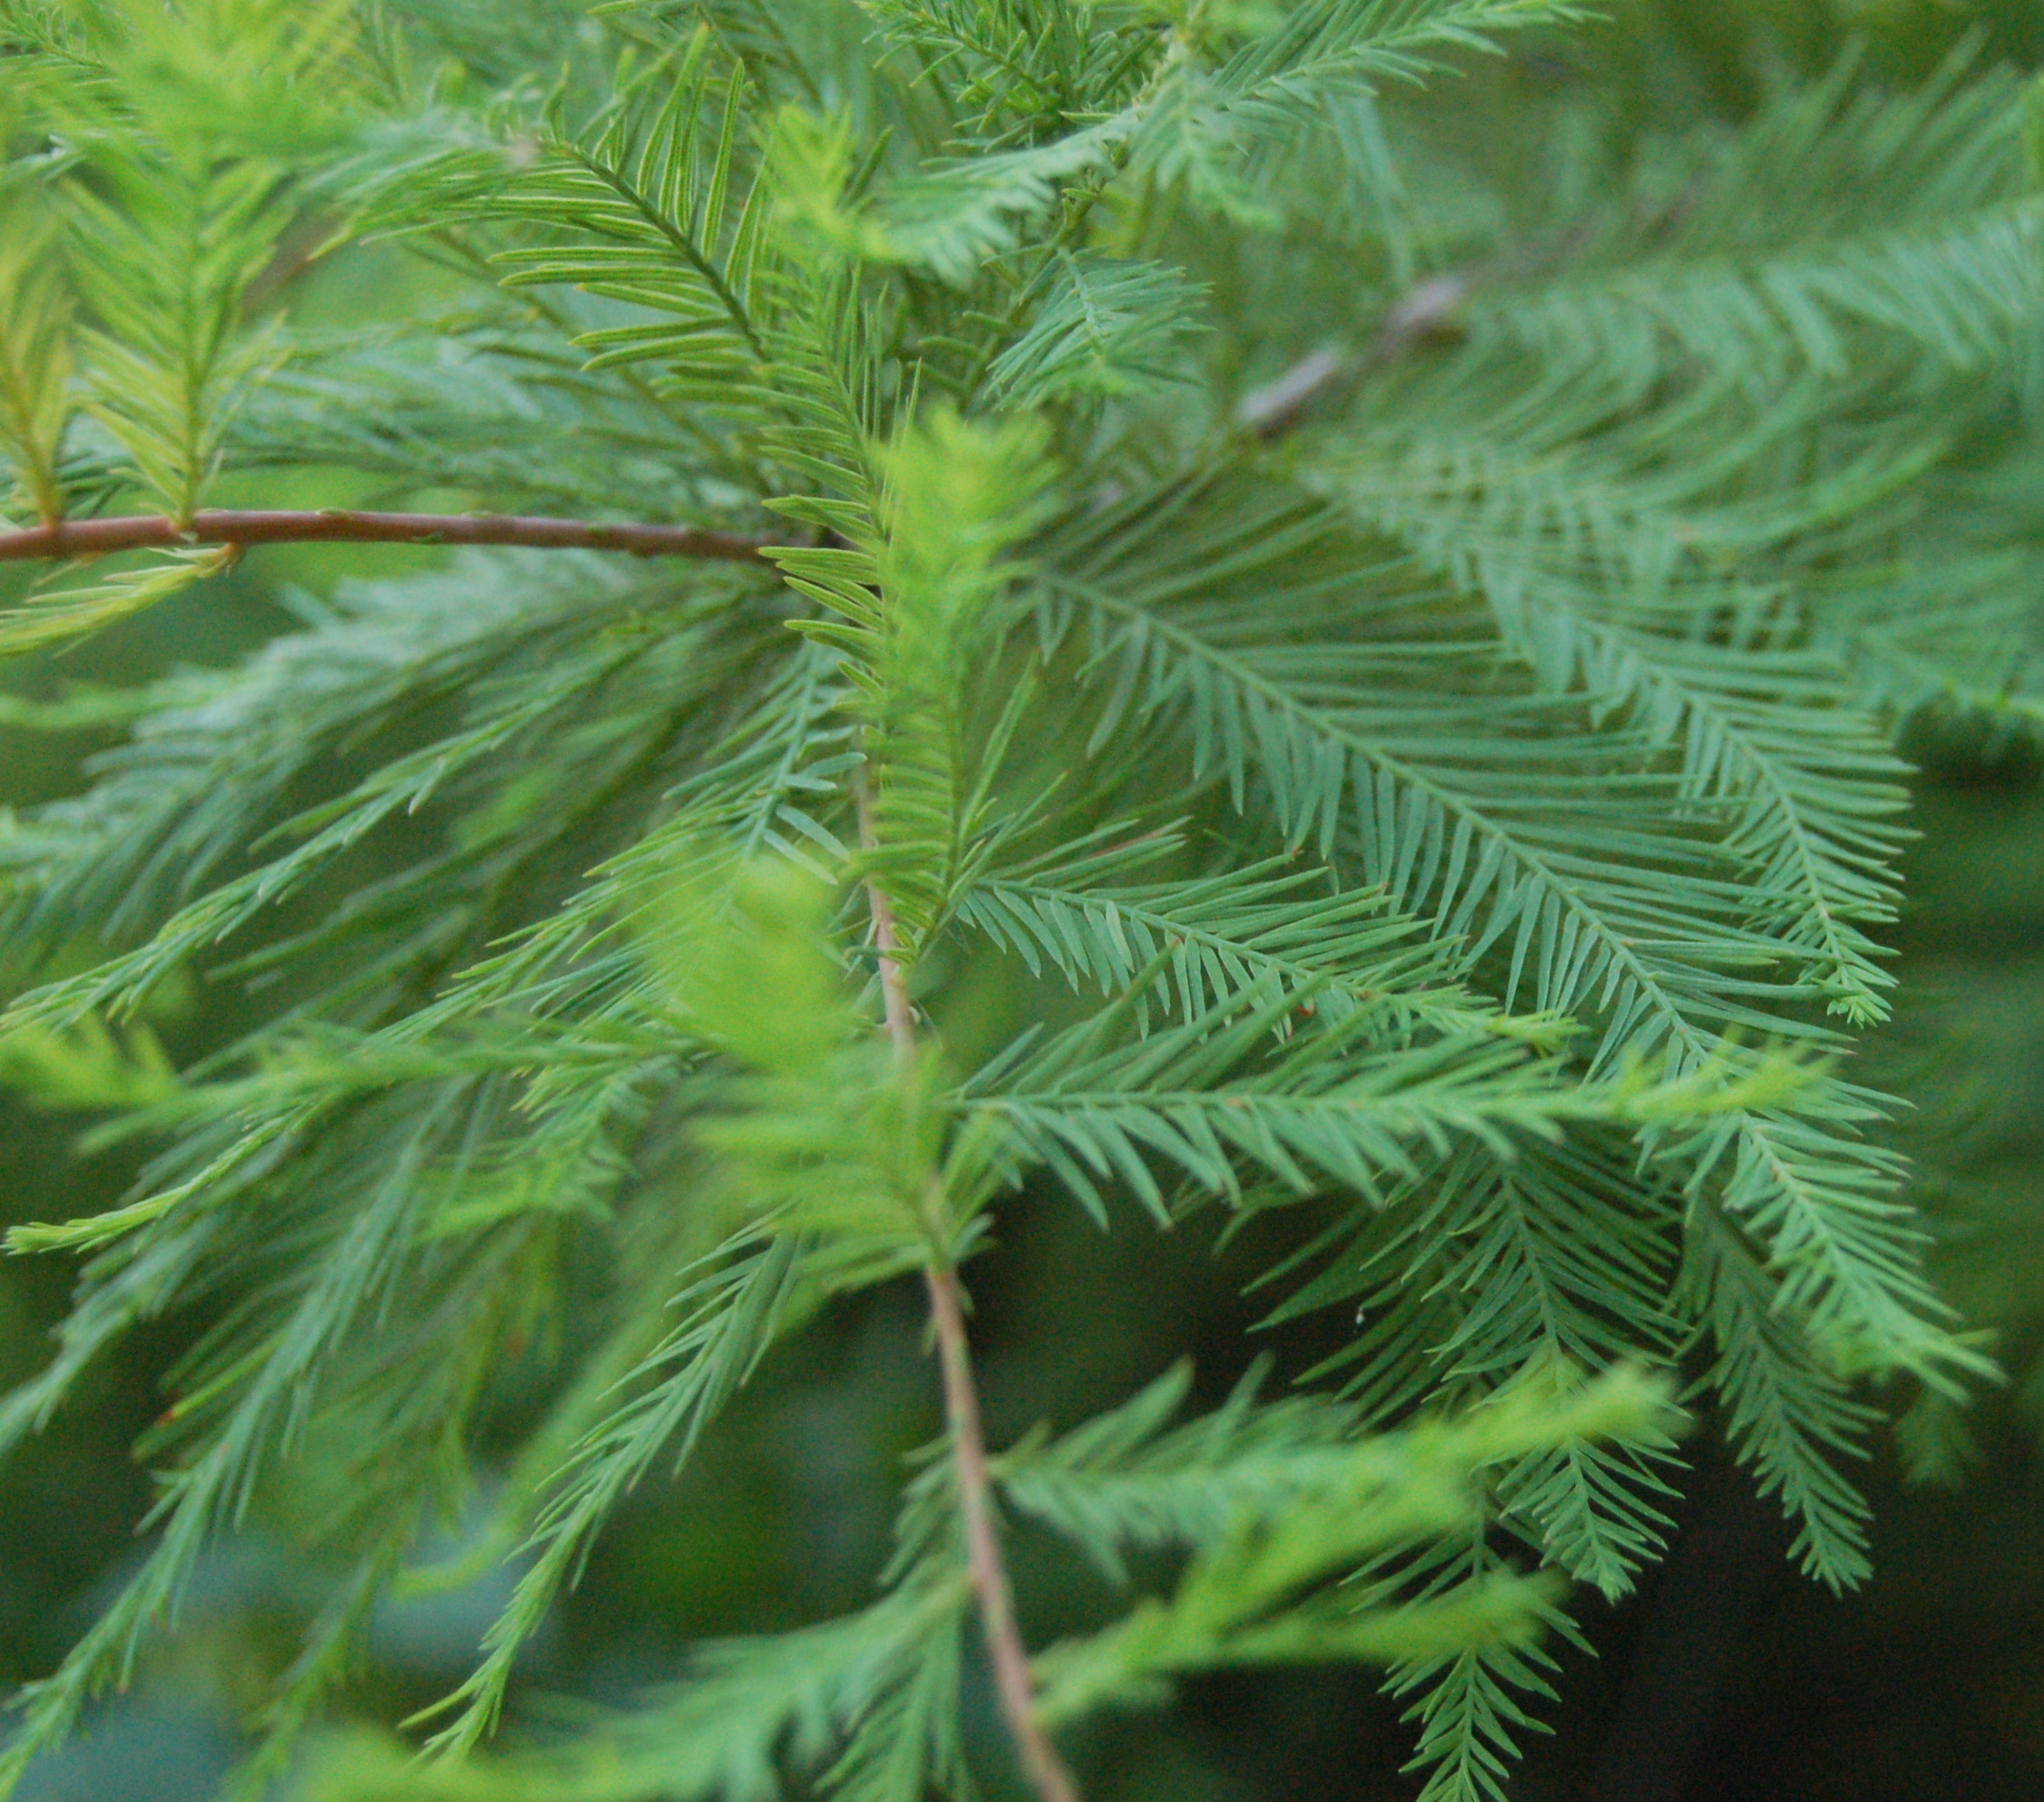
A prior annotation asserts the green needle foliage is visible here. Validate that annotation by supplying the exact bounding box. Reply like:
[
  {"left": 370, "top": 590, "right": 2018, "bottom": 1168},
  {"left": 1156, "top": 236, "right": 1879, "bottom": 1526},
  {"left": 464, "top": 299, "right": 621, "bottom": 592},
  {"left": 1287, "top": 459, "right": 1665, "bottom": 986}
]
[{"left": 1, "top": 1, "right": 2039, "bottom": 1798}]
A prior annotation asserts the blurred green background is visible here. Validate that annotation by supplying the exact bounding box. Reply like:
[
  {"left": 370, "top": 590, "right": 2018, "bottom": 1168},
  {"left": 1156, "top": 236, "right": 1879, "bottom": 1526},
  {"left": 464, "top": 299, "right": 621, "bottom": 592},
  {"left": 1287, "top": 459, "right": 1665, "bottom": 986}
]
[{"left": 7, "top": 2, "right": 2044, "bottom": 1797}]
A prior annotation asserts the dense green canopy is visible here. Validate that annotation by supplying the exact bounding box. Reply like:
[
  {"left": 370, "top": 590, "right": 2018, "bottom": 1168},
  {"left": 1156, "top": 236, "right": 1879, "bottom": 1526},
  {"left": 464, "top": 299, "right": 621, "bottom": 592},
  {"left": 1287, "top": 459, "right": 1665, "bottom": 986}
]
[{"left": 4, "top": 3, "right": 2044, "bottom": 1799}]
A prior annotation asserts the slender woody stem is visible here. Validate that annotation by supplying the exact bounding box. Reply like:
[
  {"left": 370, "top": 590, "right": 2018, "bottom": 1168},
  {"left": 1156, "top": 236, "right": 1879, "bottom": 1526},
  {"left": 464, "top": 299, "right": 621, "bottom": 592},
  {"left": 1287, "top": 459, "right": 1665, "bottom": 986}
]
[
  {"left": 922, "top": 1256, "right": 1081, "bottom": 1802},
  {"left": 0, "top": 509, "right": 773, "bottom": 563},
  {"left": 856, "top": 776, "right": 1081, "bottom": 1802}
]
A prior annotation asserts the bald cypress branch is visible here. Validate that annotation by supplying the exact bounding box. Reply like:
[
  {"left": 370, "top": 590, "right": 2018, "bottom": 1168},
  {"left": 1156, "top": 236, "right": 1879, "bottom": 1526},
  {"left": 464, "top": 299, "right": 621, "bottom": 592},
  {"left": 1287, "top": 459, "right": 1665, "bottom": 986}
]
[{"left": 0, "top": 509, "right": 775, "bottom": 563}]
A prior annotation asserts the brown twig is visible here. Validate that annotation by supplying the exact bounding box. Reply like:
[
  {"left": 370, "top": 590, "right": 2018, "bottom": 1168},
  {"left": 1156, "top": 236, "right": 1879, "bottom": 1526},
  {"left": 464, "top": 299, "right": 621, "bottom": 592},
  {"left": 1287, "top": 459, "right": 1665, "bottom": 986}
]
[
  {"left": 859, "top": 782, "right": 922, "bottom": 1074},
  {"left": 922, "top": 1255, "right": 1080, "bottom": 1802},
  {"left": 1233, "top": 273, "right": 1476, "bottom": 441},
  {"left": 855, "top": 776, "right": 1081, "bottom": 1802},
  {"left": 0, "top": 508, "right": 774, "bottom": 563},
  {"left": 1235, "top": 221, "right": 1602, "bottom": 441}
]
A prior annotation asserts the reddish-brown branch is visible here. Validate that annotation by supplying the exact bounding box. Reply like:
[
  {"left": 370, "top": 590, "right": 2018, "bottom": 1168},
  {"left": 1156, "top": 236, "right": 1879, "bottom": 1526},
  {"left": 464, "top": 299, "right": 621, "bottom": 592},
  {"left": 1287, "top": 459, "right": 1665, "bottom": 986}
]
[
  {"left": 857, "top": 779, "right": 921, "bottom": 1073},
  {"left": 856, "top": 773, "right": 1079, "bottom": 1802},
  {"left": 0, "top": 509, "right": 773, "bottom": 563},
  {"left": 923, "top": 1255, "right": 1081, "bottom": 1802}
]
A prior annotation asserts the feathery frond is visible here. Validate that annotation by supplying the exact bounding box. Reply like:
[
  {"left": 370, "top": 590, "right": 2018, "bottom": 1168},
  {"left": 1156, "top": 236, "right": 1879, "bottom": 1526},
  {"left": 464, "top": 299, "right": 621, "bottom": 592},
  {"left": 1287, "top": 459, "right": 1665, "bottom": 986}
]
[{"left": 0, "top": 4, "right": 2030, "bottom": 1798}]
